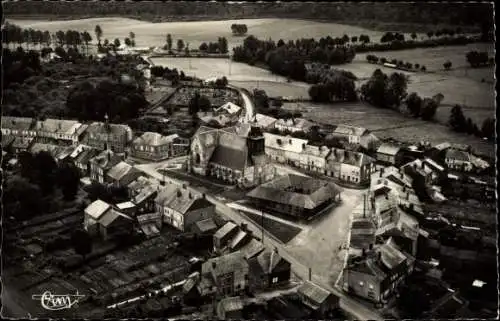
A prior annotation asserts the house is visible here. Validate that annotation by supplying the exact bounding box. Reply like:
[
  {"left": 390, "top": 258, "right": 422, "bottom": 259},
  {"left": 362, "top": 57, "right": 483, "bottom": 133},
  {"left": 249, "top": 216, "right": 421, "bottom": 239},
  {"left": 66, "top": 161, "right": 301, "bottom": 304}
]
[
  {"left": 263, "top": 132, "right": 309, "bottom": 166},
  {"left": 189, "top": 125, "right": 275, "bottom": 187},
  {"left": 73, "top": 148, "right": 99, "bottom": 176},
  {"left": 131, "top": 132, "right": 186, "bottom": 161},
  {"left": 325, "top": 148, "right": 375, "bottom": 187},
  {"left": 128, "top": 176, "right": 160, "bottom": 198},
  {"left": 297, "top": 281, "right": 340, "bottom": 315},
  {"left": 132, "top": 184, "right": 159, "bottom": 215},
  {"left": 300, "top": 144, "right": 330, "bottom": 173},
  {"left": 1, "top": 135, "right": 15, "bottom": 153},
  {"left": 98, "top": 208, "right": 134, "bottom": 240},
  {"left": 216, "top": 296, "right": 244, "bottom": 320},
  {"left": 83, "top": 121, "right": 132, "bottom": 153},
  {"left": 155, "top": 186, "right": 215, "bottom": 232},
  {"left": 34, "top": 118, "right": 88, "bottom": 146},
  {"left": 402, "top": 159, "right": 441, "bottom": 187},
  {"left": 248, "top": 247, "right": 291, "bottom": 291},
  {"left": 274, "top": 118, "right": 314, "bottom": 133},
  {"left": 215, "top": 102, "right": 243, "bottom": 116},
  {"left": 84, "top": 199, "right": 112, "bottom": 236},
  {"left": 376, "top": 144, "right": 404, "bottom": 166},
  {"left": 350, "top": 219, "right": 377, "bottom": 251},
  {"left": 11, "top": 136, "right": 35, "bottom": 153},
  {"left": 106, "top": 161, "right": 142, "bottom": 187},
  {"left": 1, "top": 116, "right": 36, "bottom": 137},
  {"left": 213, "top": 221, "right": 239, "bottom": 252},
  {"left": 89, "top": 150, "right": 123, "bottom": 184},
  {"left": 444, "top": 148, "right": 473, "bottom": 172},
  {"left": 246, "top": 174, "right": 341, "bottom": 220},
  {"left": 253, "top": 113, "right": 277, "bottom": 129},
  {"left": 343, "top": 238, "right": 415, "bottom": 306},
  {"left": 328, "top": 125, "right": 379, "bottom": 149},
  {"left": 200, "top": 251, "right": 250, "bottom": 297},
  {"left": 239, "top": 238, "right": 265, "bottom": 260}
]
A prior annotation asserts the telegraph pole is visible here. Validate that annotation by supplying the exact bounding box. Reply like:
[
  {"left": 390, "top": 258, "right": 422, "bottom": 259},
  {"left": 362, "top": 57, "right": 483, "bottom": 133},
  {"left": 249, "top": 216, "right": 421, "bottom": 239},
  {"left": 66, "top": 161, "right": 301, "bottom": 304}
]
[{"left": 261, "top": 210, "right": 265, "bottom": 244}]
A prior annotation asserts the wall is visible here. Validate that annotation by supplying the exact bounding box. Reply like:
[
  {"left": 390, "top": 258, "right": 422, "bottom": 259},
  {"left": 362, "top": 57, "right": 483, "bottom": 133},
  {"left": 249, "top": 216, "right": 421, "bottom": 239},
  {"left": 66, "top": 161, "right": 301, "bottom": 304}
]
[
  {"left": 344, "top": 269, "right": 382, "bottom": 303},
  {"left": 184, "top": 204, "right": 216, "bottom": 232}
]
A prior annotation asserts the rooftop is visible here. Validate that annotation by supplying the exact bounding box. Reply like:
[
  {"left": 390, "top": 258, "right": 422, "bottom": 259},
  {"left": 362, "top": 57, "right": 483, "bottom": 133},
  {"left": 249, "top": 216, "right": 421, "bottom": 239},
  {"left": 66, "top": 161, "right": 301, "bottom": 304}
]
[
  {"left": 133, "top": 132, "right": 179, "bottom": 146},
  {"left": 1, "top": 116, "right": 35, "bottom": 131},
  {"left": 202, "top": 250, "right": 248, "bottom": 276},
  {"left": 297, "top": 281, "right": 334, "bottom": 307},
  {"left": 85, "top": 199, "right": 111, "bottom": 220},
  {"left": 333, "top": 124, "right": 368, "bottom": 137},
  {"left": 107, "top": 161, "right": 139, "bottom": 181},
  {"left": 247, "top": 174, "right": 341, "bottom": 210},
  {"left": 445, "top": 148, "right": 471, "bottom": 162},
  {"left": 377, "top": 143, "right": 402, "bottom": 156},
  {"left": 214, "top": 221, "right": 238, "bottom": 240}
]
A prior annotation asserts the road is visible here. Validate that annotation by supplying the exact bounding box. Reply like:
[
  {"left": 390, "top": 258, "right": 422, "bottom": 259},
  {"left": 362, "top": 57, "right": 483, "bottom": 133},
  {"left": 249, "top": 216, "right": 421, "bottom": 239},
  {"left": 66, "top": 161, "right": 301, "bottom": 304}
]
[{"left": 228, "top": 84, "right": 255, "bottom": 123}]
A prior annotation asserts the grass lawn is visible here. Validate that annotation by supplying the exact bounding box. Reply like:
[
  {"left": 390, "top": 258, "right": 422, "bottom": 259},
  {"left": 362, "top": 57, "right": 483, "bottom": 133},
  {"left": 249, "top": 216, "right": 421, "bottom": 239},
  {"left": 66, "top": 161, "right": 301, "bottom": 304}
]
[{"left": 241, "top": 211, "right": 302, "bottom": 244}]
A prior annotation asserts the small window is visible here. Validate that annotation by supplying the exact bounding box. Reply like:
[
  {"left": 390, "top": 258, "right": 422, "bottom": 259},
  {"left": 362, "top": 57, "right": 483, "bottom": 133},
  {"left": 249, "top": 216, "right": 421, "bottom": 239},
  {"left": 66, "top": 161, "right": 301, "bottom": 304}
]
[
  {"left": 359, "top": 281, "right": 364, "bottom": 286},
  {"left": 272, "top": 277, "right": 278, "bottom": 284},
  {"left": 369, "top": 284, "right": 374, "bottom": 290}
]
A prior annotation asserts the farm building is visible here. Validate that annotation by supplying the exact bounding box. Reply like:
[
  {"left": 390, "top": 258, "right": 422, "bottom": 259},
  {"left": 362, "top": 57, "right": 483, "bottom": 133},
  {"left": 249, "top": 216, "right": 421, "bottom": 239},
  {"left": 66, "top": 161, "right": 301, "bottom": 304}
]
[{"left": 246, "top": 174, "right": 341, "bottom": 220}]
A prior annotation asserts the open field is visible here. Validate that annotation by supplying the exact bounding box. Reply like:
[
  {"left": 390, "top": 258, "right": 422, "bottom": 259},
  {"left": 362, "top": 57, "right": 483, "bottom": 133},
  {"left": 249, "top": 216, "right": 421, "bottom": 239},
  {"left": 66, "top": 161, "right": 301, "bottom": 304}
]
[
  {"left": 241, "top": 211, "right": 303, "bottom": 244},
  {"left": 7, "top": 17, "right": 425, "bottom": 50},
  {"left": 284, "top": 101, "right": 495, "bottom": 158}
]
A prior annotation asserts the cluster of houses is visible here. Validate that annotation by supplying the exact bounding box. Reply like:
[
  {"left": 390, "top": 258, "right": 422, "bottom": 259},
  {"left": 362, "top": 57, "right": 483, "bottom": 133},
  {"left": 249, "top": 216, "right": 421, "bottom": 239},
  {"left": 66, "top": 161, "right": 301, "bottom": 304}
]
[
  {"left": 84, "top": 176, "right": 216, "bottom": 240},
  {"left": 182, "top": 221, "right": 341, "bottom": 319}
]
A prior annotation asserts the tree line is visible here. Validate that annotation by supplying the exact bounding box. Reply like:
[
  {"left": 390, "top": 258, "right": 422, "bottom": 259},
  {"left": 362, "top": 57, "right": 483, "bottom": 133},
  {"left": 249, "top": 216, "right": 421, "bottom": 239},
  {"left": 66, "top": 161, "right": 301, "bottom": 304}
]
[
  {"left": 199, "top": 37, "right": 229, "bottom": 54},
  {"left": 449, "top": 105, "right": 495, "bottom": 141},
  {"left": 233, "top": 35, "right": 356, "bottom": 82},
  {"left": 465, "top": 50, "right": 494, "bottom": 68}
]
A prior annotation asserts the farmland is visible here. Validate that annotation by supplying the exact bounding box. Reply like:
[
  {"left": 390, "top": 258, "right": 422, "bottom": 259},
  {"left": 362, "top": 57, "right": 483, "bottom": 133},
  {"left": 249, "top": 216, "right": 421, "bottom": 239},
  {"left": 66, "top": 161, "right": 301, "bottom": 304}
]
[{"left": 7, "top": 17, "right": 424, "bottom": 50}]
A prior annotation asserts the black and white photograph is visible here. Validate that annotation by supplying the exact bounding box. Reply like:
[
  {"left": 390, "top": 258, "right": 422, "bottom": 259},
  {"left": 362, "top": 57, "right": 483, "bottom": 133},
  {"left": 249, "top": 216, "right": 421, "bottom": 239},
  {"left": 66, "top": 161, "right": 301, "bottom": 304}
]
[{"left": 1, "top": 1, "right": 497, "bottom": 319}]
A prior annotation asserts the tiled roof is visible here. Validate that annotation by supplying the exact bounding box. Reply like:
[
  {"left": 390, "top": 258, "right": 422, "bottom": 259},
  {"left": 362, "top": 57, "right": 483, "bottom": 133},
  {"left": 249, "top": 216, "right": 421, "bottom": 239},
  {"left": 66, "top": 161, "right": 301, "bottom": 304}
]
[
  {"left": 116, "top": 201, "right": 136, "bottom": 210},
  {"left": 75, "top": 148, "right": 99, "bottom": 165},
  {"left": 85, "top": 122, "right": 131, "bottom": 138},
  {"left": 247, "top": 174, "right": 341, "bottom": 210},
  {"left": 254, "top": 113, "right": 277, "bottom": 128},
  {"left": 256, "top": 249, "right": 287, "bottom": 274},
  {"left": 85, "top": 200, "right": 111, "bottom": 220},
  {"left": 193, "top": 218, "right": 218, "bottom": 233},
  {"left": 229, "top": 230, "right": 250, "bottom": 250},
  {"left": 168, "top": 194, "right": 212, "bottom": 215},
  {"left": 107, "top": 161, "right": 138, "bottom": 181},
  {"left": 297, "top": 281, "right": 333, "bottom": 306},
  {"left": 275, "top": 118, "right": 313, "bottom": 130},
  {"left": 377, "top": 143, "right": 402, "bottom": 156},
  {"left": 91, "top": 150, "right": 122, "bottom": 169},
  {"left": 209, "top": 145, "right": 248, "bottom": 171},
  {"left": 133, "top": 184, "right": 158, "bottom": 205},
  {"left": 202, "top": 250, "right": 248, "bottom": 276},
  {"left": 263, "top": 132, "right": 309, "bottom": 152},
  {"left": 35, "top": 119, "right": 84, "bottom": 135},
  {"left": 133, "top": 132, "right": 179, "bottom": 146},
  {"left": 1, "top": 116, "right": 35, "bottom": 131},
  {"left": 379, "top": 237, "right": 411, "bottom": 270},
  {"left": 445, "top": 149, "right": 471, "bottom": 162},
  {"left": 333, "top": 124, "right": 367, "bottom": 137},
  {"left": 99, "top": 209, "right": 132, "bottom": 227},
  {"left": 327, "top": 148, "right": 373, "bottom": 167},
  {"left": 154, "top": 184, "right": 180, "bottom": 206},
  {"left": 214, "top": 221, "right": 238, "bottom": 240},
  {"left": 239, "top": 238, "right": 265, "bottom": 260}
]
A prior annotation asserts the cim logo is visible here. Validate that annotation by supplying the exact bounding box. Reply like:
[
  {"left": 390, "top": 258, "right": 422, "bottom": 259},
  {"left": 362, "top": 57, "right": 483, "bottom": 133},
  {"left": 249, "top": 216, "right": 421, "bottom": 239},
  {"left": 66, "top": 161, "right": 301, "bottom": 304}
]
[{"left": 32, "top": 291, "right": 84, "bottom": 311}]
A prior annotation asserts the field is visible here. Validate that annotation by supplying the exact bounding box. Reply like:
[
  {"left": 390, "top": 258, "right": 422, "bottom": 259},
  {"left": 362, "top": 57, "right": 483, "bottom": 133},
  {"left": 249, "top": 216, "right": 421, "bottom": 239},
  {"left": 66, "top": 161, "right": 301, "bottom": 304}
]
[
  {"left": 7, "top": 17, "right": 424, "bottom": 50},
  {"left": 241, "top": 211, "right": 303, "bottom": 244},
  {"left": 284, "top": 101, "right": 495, "bottom": 158}
]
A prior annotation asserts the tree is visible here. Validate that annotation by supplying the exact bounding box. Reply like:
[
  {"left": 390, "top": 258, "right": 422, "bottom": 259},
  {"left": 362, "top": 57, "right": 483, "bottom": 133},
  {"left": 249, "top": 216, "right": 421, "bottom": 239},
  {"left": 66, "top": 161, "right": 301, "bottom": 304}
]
[
  {"left": 426, "top": 31, "right": 434, "bottom": 38},
  {"left": 166, "top": 34, "right": 172, "bottom": 51},
  {"left": 95, "top": 25, "right": 103, "bottom": 45},
  {"left": 57, "top": 162, "right": 81, "bottom": 201},
  {"left": 199, "top": 42, "right": 208, "bottom": 51},
  {"left": 81, "top": 31, "right": 92, "bottom": 55},
  {"left": 124, "top": 37, "right": 132, "bottom": 47},
  {"left": 3, "top": 175, "right": 44, "bottom": 220},
  {"left": 129, "top": 31, "right": 136, "bottom": 47},
  {"left": 443, "top": 61, "right": 452, "bottom": 70},
  {"left": 188, "top": 92, "right": 210, "bottom": 115},
  {"left": 449, "top": 105, "right": 467, "bottom": 132},
  {"left": 253, "top": 89, "right": 270, "bottom": 109},
  {"left": 465, "top": 117, "right": 476, "bottom": 134},
  {"left": 177, "top": 39, "right": 184, "bottom": 52},
  {"left": 421, "top": 98, "right": 438, "bottom": 120},
  {"left": 411, "top": 32, "right": 417, "bottom": 40},
  {"left": 71, "top": 229, "right": 93, "bottom": 259},
  {"left": 113, "top": 38, "right": 121, "bottom": 49},
  {"left": 481, "top": 118, "right": 495, "bottom": 140},
  {"left": 406, "top": 92, "right": 422, "bottom": 117},
  {"left": 351, "top": 36, "right": 358, "bottom": 43},
  {"left": 219, "top": 37, "right": 228, "bottom": 54}
]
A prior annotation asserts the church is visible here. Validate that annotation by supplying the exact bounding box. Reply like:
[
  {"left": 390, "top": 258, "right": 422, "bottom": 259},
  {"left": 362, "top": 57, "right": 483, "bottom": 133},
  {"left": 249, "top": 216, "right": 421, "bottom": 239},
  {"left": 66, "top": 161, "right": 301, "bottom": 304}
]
[{"left": 189, "top": 123, "right": 275, "bottom": 188}]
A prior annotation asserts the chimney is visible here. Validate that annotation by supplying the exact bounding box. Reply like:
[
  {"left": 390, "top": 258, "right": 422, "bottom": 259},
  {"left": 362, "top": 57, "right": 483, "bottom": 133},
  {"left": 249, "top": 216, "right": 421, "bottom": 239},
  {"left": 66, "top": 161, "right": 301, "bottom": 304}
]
[
  {"left": 406, "top": 192, "right": 410, "bottom": 200},
  {"left": 380, "top": 171, "right": 383, "bottom": 178},
  {"left": 309, "top": 267, "right": 312, "bottom": 281},
  {"left": 378, "top": 251, "right": 382, "bottom": 261},
  {"left": 241, "top": 223, "right": 248, "bottom": 231},
  {"left": 409, "top": 203, "right": 414, "bottom": 211},
  {"left": 369, "top": 243, "right": 373, "bottom": 250},
  {"left": 362, "top": 248, "right": 366, "bottom": 256},
  {"left": 212, "top": 261, "right": 216, "bottom": 269},
  {"left": 189, "top": 192, "right": 193, "bottom": 199},
  {"left": 403, "top": 186, "right": 406, "bottom": 192},
  {"left": 421, "top": 161, "right": 425, "bottom": 169},
  {"left": 381, "top": 168, "right": 385, "bottom": 174},
  {"left": 107, "top": 151, "right": 111, "bottom": 161},
  {"left": 177, "top": 190, "right": 182, "bottom": 197}
]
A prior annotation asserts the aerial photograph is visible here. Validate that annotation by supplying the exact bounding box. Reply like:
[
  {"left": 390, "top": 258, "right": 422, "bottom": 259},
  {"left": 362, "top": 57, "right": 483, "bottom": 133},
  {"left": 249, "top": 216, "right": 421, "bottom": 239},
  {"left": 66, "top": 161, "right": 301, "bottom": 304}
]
[{"left": 1, "top": 1, "right": 497, "bottom": 320}]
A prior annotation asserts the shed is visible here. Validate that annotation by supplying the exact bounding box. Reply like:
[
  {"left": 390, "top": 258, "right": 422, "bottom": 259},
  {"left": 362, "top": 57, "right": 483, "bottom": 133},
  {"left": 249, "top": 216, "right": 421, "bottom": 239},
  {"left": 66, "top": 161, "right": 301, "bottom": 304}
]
[{"left": 297, "top": 281, "right": 339, "bottom": 315}]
